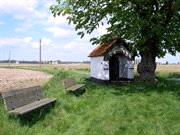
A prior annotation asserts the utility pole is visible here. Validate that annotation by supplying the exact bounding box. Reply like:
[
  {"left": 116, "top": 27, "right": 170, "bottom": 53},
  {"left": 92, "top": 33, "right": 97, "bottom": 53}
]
[
  {"left": 8, "top": 50, "right": 11, "bottom": 68},
  {"left": 39, "top": 39, "right": 41, "bottom": 70}
]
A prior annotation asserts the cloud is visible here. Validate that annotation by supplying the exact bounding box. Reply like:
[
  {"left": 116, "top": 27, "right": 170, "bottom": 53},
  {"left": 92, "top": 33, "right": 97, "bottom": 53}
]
[
  {"left": 32, "top": 42, "right": 39, "bottom": 48},
  {"left": 64, "top": 42, "right": 76, "bottom": 49},
  {"left": 41, "top": 37, "right": 52, "bottom": 46},
  {"left": 63, "top": 35, "right": 93, "bottom": 54},
  {"left": 47, "top": 15, "right": 69, "bottom": 26},
  {"left": 15, "top": 23, "right": 33, "bottom": 32},
  {"left": 34, "top": 10, "right": 48, "bottom": 19},
  {"left": 0, "top": 37, "right": 33, "bottom": 47},
  {"left": 24, "top": 37, "right": 32, "bottom": 44},
  {"left": 1, "top": 0, "right": 48, "bottom": 21},
  {"left": 1, "top": 0, "right": 50, "bottom": 33},
  {"left": 1, "top": 0, "right": 37, "bottom": 18},
  {"left": 46, "top": 27, "right": 74, "bottom": 37},
  {"left": 32, "top": 37, "right": 52, "bottom": 48},
  {"left": 44, "top": 1, "right": 66, "bottom": 21},
  {"left": 64, "top": 35, "right": 89, "bottom": 49},
  {"left": 43, "top": 2, "right": 55, "bottom": 9}
]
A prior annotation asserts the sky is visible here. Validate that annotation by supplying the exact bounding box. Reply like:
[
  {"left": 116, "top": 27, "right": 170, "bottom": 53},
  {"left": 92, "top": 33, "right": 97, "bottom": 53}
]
[{"left": 0, "top": 0, "right": 179, "bottom": 63}]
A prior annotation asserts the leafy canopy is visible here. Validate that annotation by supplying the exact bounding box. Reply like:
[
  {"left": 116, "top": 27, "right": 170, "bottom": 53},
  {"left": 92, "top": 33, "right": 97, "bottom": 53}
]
[{"left": 50, "top": 0, "right": 180, "bottom": 57}]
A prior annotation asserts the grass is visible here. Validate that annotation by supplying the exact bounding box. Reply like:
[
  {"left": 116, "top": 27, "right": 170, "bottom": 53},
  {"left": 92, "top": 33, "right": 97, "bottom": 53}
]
[
  {"left": 156, "top": 72, "right": 180, "bottom": 78},
  {"left": 0, "top": 67, "right": 180, "bottom": 135}
]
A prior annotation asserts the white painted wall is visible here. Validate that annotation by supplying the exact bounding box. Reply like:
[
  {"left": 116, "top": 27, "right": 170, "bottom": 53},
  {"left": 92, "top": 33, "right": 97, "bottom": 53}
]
[
  {"left": 127, "top": 61, "right": 134, "bottom": 79},
  {"left": 90, "top": 56, "right": 109, "bottom": 80},
  {"left": 90, "top": 56, "right": 134, "bottom": 81}
]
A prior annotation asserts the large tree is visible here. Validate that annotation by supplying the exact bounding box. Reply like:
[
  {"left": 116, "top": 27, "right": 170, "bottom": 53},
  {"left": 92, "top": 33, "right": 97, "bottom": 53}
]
[{"left": 50, "top": 0, "right": 180, "bottom": 82}]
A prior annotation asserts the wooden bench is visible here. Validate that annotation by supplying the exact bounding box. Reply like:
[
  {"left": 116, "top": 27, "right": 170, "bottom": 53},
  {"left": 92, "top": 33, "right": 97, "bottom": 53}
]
[
  {"left": 1, "top": 86, "right": 57, "bottom": 115},
  {"left": 63, "top": 77, "right": 85, "bottom": 91}
]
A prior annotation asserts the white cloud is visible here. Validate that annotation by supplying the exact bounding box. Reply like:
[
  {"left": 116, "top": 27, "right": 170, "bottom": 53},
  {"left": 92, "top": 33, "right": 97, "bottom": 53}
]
[
  {"left": 1, "top": 0, "right": 37, "bottom": 17},
  {"left": 1, "top": 0, "right": 48, "bottom": 20},
  {"left": 64, "top": 42, "right": 76, "bottom": 49},
  {"left": 64, "top": 35, "right": 90, "bottom": 50},
  {"left": 46, "top": 27, "right": 73, "bottom": 37},
  {"left": 63, "top": 36, "right": 93, "bottom": 54},
  {"left": 32, "top": 38, "right": 52, "bottom": 48},
  {"left": 41, "top": 37, "right": 52, "bottom": 46},
  {"left": 1, "top": 0, "right": 50, "bottom": 32},
  {"left": 0, "top": 21, "right": 4, "bottom": 25},
  {"left": 34, "top": 10, "right": 48, "bottom": 19},
  {"left": 44, "top": 2, "right": 55, "bottom": 9},
  {"left": 47, "top": 15, "right": 68, "bottom": 26},
  {"left": 32, "top": 42, "right": 39, "bottom": 48},
  {"left": 24, "top": 37, "right": 32, "bottom": 44},
  {"left": 15, "top": 23, "right": 33, "bottom": 32},
  {"left": 0, "top": 37, "right": 33, "bottom": 47}
]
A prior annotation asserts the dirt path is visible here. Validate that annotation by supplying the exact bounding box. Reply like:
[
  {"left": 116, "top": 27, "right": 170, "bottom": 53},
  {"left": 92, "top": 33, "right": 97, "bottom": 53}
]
[{"left": 0, "top": 68, "right": 53, "bottom": 93}]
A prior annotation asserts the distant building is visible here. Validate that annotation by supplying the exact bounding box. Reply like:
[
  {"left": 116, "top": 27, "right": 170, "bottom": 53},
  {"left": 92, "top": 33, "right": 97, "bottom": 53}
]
[
  {"left": 52, "top": 61, "right": 58, "bottom": 64},
  {"left": 15, "top": 61, "right": 19, "bottom": 64}
]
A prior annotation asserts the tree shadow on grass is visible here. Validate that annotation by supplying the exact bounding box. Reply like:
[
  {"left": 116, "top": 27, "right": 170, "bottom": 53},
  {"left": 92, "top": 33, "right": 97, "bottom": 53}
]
[
  {"left": 68, "top": 89, "right": 86, "bottom": 97},
  {"left": 112, "top": 78, "right": 180, "bottom": 97},
  {"left": 9, "top": 103, "right": 56, "bottom": 127},
  {"left": 83, "top": 77, "right": 180, "bottom": 98}
]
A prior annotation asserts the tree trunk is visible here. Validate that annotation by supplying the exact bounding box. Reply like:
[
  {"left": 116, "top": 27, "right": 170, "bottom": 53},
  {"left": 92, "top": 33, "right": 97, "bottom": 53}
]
[{"left": 137, "top": 52, "right": 156, "bottom": 82}]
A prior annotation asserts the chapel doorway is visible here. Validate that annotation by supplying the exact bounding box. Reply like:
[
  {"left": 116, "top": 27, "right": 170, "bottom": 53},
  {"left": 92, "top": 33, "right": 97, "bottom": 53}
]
[{"left": 109, "top": 56, "right": 119, "bottom": 81}]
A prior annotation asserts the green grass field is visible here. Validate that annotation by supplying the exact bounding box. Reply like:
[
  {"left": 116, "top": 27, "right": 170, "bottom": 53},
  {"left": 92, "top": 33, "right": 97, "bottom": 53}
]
[{"left": 0, "top": 66, "right": 180, "bottom": 135}]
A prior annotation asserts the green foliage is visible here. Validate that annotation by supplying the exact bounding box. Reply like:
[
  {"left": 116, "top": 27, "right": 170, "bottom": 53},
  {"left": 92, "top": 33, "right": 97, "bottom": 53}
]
[
  {"left": 1, "top": 68, "right": 180, "bottom": 134},
  {"left": 50, "top": 0, "right": 180, "bottom": 58}
]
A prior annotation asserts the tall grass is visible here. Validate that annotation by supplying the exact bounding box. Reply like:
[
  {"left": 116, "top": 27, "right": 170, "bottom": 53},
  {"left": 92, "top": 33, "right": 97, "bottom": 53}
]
[{"left": 0, "top": 68, "right": 180, "bottom": 135}]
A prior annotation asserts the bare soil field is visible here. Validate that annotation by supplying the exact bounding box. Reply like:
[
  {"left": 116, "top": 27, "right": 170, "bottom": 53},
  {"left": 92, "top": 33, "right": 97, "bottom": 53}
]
[
  {"left": 0, "top": 63, "right": 90, "bottom": 69},
  {"left": 134, "top": 64, "right": 180, "bottom": 73},
  {"left": 156, "top": 64, "right": 180, "bottom": 72},
  {"left": 0, "top": 68, "right": 52, "bottom": 93}
]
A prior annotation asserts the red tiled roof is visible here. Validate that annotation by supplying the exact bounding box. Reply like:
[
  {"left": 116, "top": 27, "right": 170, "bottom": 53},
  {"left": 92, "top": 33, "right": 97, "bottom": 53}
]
[{"left": 88, "top": 40, "right": 117, "bottom": 57}]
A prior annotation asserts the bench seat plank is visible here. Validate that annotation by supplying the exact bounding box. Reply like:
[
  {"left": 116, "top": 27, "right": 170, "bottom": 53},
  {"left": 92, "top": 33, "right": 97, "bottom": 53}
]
[
  {"left": 8, "top": 98, "right": 57, "bottom": 115},
  {"left": 67, "top": 84, "right": 85, "bottom": 91}
]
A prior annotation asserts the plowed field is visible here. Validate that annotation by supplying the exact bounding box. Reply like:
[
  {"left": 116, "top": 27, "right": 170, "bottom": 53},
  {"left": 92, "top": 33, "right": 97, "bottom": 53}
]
[{"left": 0, "top": 68, "right": 52, "bottom": 93}]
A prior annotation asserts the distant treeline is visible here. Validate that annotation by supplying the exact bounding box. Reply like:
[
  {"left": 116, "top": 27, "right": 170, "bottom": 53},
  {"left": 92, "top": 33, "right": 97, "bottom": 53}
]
[
  {"left": 0, "top": 60, "right": 39, "bottom": 64},
  {"left": 0, "top": 60, "right": 90, "bottom": 64}
]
